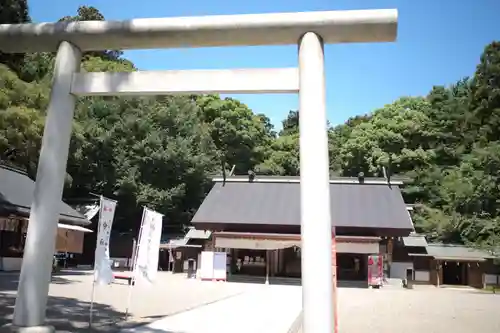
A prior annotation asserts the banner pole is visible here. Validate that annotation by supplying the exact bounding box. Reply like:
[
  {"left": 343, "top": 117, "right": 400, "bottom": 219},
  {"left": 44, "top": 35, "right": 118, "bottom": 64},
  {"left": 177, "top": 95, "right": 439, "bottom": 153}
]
[
  {"left": 88, "top": 275, "right": 97, "bottom": 328},
  {"left": 89, "top": 196, "right": 104, "bottom": 329},
  {"left": 125, "top": 207, "right": 147, "bottom": 320}
]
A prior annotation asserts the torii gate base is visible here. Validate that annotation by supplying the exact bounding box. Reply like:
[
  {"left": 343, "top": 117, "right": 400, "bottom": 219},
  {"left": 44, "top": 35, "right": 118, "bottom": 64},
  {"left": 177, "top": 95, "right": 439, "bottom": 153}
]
[{"left": 0, "top": 10, "right": 398, "bottom": 333}]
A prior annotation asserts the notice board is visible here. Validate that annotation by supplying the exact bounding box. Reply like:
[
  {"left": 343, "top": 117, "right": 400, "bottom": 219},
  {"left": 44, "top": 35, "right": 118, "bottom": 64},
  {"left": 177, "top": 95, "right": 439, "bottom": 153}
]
[
  {"left": 199, "top": 251, "right": 227, "bottom": 281},
  {"left": 199, "top": 251, "right": 214, "bottom": 280},
  {"left": 213, "top": 252, "right": 227, "bottom": 280}
]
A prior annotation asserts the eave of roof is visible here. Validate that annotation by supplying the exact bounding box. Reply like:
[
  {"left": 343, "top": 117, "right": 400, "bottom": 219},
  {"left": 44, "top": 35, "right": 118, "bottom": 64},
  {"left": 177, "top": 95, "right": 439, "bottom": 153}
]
[
  {"left": 1, "top": 204, "right": 89, "bottom": 225},
  {"left": 408, "top": 243, "right": 497, "bottom": 261},
  {"left": 426, "top": 243, "right": 496, "bottom": 260},
  {"left": 0, "top": 164, "right": 90, "bottom": 226},
  {"left": 402, "top": 234, "right": 428, "bottom": 248},
  {"left": 185, "top": 227, "right": 211, "bottom": 240},
  {"left": 57, "top": 223, "right": 93, "bottom": 233}
]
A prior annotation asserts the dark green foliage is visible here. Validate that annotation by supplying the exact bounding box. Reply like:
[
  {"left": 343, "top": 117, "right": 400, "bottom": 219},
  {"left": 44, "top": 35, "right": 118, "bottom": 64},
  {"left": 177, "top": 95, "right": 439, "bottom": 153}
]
[
  {"left": 0, "top": 0, "right": 31, "bottom": 76},
  {"left": 0, "top": 4, "right": 499, "bottom": 247}
]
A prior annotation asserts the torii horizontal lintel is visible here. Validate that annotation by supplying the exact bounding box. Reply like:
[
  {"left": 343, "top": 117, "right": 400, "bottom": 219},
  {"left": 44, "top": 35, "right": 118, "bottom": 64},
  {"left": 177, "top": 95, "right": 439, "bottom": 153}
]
[
  {"left": 0, "top": 9, "right": 398, "bottom": 53},
  {"left": 70, "top": 68, "right": 300, "bottom": 96}
]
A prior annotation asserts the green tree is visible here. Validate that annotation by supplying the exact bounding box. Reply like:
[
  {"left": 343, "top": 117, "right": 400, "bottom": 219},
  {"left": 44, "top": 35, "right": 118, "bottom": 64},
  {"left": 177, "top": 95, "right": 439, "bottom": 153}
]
[
  {"left": 196, "top": 95, "right": 273, "bottom": 175},
  {"left": 0, "top": 64, "right": 45, "bottom": 175},
  {"left": 59, "top": 6, "right": 126, "bottom": 63},
  {"left": 0, "top": 0, "right": 31, "bottom": 75},
  {"left": 425, "top": 80, "right": 470, "bottom": 166},
  {"left": 67, "top": 95, "right": 218, "bottom": 232},
  {"left": 256, "top": 110, "right": 299, "bottom": 176},
  {"left": 338, "top": 97, "right": 435, "bottom": 177},
  {"left": 468, "top": 42, "right": 500, "bottom": 145}
]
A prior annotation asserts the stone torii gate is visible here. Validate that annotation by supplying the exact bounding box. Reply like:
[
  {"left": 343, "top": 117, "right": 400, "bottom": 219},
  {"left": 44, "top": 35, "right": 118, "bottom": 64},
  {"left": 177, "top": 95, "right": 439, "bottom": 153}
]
[{"left": 0, "top": 9, "right": 398, "bottom": 333}]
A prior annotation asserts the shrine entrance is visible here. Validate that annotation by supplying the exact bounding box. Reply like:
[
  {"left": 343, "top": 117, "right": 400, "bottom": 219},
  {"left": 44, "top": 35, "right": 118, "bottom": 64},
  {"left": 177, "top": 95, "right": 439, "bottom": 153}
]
[{"left": 0, "top": 9, "right": 398, "bottom": 333}]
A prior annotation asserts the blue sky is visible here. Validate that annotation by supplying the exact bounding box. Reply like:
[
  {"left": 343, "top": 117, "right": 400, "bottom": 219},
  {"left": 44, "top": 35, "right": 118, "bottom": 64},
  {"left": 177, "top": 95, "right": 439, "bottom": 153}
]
[{"left": 29, "top": 0, "right": 500, "bottom": 129}]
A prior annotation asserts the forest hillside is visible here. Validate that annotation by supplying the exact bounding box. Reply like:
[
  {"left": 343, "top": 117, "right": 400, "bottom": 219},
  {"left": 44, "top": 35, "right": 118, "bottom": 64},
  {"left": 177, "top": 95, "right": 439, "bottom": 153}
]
[{"left": 1, "top": 4, "right": 500, "bottom": 250}]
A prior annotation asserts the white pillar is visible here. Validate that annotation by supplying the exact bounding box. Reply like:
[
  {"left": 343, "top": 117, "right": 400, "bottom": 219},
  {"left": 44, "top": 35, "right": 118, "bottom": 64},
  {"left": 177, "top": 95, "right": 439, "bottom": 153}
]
[
  {"left": 13, "top": 41, "right": 81, "bottom": 330},
  {"left": 298, "top": 32, "right": 334, "bottom": 333}
]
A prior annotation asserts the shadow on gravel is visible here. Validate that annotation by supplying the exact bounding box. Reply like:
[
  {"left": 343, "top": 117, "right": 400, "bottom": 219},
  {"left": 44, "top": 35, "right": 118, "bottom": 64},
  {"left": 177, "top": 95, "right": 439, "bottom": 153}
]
[
  {"left": 0, "top": 273, "right": 148, "bottom": 333},
  {"left": 0, "top": 273, "right": 79, "bottom": 292},
  {"left": 0, "top": 292, "right": 153, "bottom": 333},
  {"left": 0, "top": 271, "right": 245, "bottom": 332},
  {"left": 0, "top": 273, "right": 242, "bottom": 332}
]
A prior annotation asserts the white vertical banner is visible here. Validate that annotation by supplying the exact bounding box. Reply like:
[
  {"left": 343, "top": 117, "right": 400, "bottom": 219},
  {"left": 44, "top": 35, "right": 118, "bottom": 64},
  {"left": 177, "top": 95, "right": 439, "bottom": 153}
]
[
  {"left": 94, "top": 196, "right": 117, "bottom": 285},
  {"left": 134, "top": 207, "right": 163, "bottom": 285}
]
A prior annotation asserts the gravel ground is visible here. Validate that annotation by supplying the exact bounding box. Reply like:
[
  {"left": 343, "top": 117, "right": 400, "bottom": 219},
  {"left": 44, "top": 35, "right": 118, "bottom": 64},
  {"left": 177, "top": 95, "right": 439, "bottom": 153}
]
[
  {"left": 298, "top": 285, "right": 500, "bottom": 333},
  {"left": 0, "top": 270, "right": 249, "bottom": 332},
  {"left": 2, "top": 271, "right": 500, "bottom": 333}
]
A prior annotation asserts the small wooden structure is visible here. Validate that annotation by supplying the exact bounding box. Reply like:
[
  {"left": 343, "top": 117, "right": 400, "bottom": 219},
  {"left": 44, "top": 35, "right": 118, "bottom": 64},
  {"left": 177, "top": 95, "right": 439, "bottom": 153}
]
[
  {"left": 0, "top": 163, "right": 91, "bottom": 270},
  {"left": 159, "top": 228, "right": 208, "bottom": 274},
  {"left": 392, "top": 234, "right": 500, "bottom": 288}
]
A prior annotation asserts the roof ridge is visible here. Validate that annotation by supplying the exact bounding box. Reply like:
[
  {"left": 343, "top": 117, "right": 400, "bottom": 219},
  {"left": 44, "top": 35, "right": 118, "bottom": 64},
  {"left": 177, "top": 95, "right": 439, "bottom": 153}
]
[
  {"left": 212, "top": 177, "right": 404, "bottom": 187},
  {"left": 212, "top": 176, "right": 405, "bottom": 185},
  {"left": 214, "top": 175, "right": 408, "bottom": 180}
]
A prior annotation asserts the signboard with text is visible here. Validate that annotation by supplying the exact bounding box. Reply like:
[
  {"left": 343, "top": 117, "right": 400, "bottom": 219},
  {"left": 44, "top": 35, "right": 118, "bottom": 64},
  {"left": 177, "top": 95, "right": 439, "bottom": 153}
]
[
  {"left": 134, "top": 208, "right": 163, "bottom": 285},
  {"left": 94, "top": 197, "right": 117, "bottom": 285}
]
